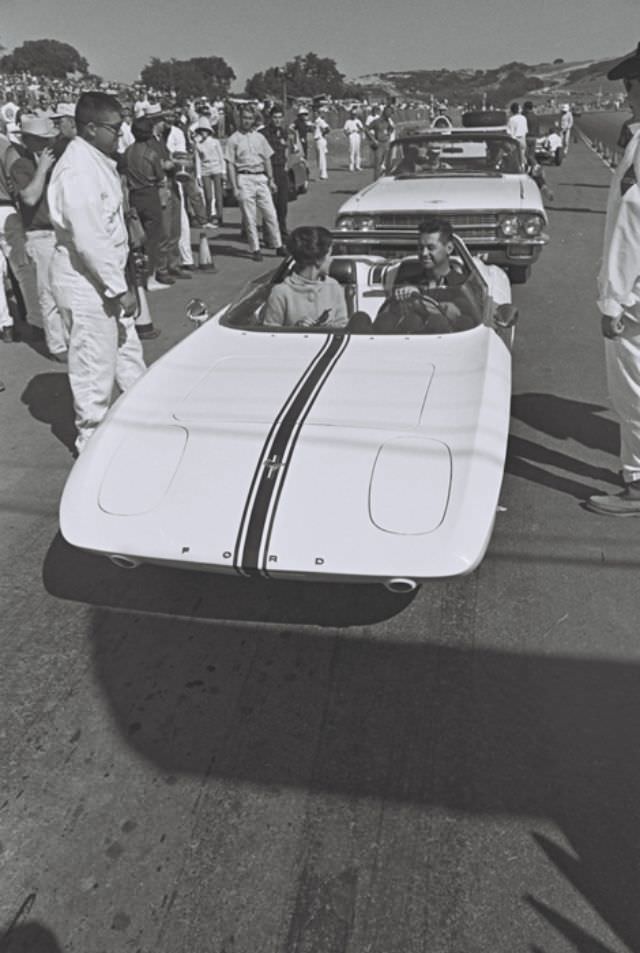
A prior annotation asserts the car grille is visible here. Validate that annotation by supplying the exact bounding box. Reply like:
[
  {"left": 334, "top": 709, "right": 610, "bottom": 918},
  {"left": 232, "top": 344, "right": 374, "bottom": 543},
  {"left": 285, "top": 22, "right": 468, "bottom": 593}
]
[{"left": 374, "top": 212, "right": 499, "bottom": 241}]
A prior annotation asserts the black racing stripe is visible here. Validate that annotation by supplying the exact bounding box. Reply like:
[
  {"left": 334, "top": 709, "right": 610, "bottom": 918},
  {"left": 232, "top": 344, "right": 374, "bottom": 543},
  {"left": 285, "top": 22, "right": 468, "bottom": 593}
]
[
  {"left": 232, "top": 336, "right": 335, "bottom": 575},
  {"left": 240, "top": 334, "right": 349, "bottom": 575},
  {"left": 259, "top": 335, "right": 350, "bottom": 577}
]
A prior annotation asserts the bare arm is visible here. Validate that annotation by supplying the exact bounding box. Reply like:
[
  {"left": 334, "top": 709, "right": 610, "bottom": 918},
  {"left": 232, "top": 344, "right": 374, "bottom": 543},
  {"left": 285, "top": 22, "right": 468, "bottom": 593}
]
[{"left": 19, "top": 149, "right": 55, "bottom": 206}]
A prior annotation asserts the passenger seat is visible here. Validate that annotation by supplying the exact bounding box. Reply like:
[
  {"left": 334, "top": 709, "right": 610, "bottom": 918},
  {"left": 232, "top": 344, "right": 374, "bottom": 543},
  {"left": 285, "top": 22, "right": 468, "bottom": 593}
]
[{"left": 329, "top": 259, "right": 357, "bottom": 315}]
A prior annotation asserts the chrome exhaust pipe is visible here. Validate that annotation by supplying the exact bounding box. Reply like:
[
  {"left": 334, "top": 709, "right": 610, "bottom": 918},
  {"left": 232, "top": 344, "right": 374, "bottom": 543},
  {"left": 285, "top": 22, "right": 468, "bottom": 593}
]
[
  {"left": 384, "top": 577, "right": 418, "bottom": 593},
  {"left": 109, "top": 554, "right": 140, "bottom": 570}
]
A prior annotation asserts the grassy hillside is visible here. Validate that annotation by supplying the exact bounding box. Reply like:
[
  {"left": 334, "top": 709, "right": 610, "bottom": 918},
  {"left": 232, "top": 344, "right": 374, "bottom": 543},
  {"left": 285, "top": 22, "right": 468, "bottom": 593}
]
[{"left": 353, "top": 54, "right": 627, "bottom": 105}]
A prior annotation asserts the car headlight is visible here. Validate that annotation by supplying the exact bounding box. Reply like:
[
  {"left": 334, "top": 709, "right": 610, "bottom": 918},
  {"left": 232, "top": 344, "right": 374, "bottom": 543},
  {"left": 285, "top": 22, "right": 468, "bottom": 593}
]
[
  {"left": 520, "top": 215, "right": 544, "bottom": 237},
  {"left": 498, "top": 214, "right": 519, "bottom": 237},
  {"left": 356, "top": 217, "right": 377, "bottom": 230},
  {"left": 336, "top": 216, "right": 356, "bottom": 230}
]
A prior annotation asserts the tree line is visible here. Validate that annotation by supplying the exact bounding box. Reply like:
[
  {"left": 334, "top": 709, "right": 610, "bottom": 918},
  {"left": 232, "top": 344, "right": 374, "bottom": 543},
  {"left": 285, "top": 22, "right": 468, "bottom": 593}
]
[{"left": 0, "top": 39, "right": 362, "bottom": 101}]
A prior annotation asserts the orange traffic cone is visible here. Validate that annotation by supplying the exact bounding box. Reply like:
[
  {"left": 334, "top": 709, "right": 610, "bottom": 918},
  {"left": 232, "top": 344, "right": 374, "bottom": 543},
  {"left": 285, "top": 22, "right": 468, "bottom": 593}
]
[{"left": 198, "top": 231, "right": 216, "bottom": 271}]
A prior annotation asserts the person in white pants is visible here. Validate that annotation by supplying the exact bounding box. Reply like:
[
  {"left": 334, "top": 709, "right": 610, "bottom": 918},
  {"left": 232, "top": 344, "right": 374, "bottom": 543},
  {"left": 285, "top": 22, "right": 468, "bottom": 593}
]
[
  {"left": 165, "top": 116, "right": 195, "bottom": 267},
  {"left": 587, "top": 46, "right": 640, "bottom": 515},
  {"left": 48, "top": 92, "right": 146, "bottom": 454},
  {"left": 9, "top": 116, "right": 69, "bottom": 358},
  {"left": 343, "top": 107, "right": 364, "bottom": 171},
  {"left": 312, "top": 110, "right": 329, "bottom": 179},
  {"left": 225, "top": 106, "right": 284, "bottom": 262}
]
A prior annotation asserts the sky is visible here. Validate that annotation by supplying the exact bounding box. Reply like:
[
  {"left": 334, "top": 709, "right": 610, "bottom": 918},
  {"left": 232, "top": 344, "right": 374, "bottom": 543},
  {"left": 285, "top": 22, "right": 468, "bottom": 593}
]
[{"left": 1, "top": 0, "right": 638, "bottom": 88}]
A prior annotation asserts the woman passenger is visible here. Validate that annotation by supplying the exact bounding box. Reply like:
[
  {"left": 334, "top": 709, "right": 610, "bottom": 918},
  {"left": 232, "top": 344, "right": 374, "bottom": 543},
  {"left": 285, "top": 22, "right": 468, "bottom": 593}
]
[{"left": 261, "top": 226, "right": 348, "bottom": 328}]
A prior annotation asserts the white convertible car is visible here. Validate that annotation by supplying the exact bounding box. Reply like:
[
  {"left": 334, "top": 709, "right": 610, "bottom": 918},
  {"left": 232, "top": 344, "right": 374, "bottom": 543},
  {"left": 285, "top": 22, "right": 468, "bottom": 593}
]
[
  {"left": 335, "top": 127, "right": 549, "bottom": 284},
  {"left": 59, "top": 239, "right": 516, "bottom": 591}
]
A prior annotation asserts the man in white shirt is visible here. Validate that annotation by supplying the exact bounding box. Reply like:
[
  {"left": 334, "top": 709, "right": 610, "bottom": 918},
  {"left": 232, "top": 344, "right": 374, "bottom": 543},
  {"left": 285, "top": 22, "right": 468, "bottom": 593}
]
[
  {"left": 587, "top": 44, "right": 640, "bottom": 515},
  {"left": 343, "top": 106, "right": 364, "bottom": 172},
  {"left": 312, "top": 108, "right": 330, "bottom": 180},
  {"left": 559, "top": 104, "right": 574, "bottom": 155},
  {"left": 506, "top": 102, "right": 527, "bottom": 165},
  {"left": 48, "top": 91, "right": 146, "bottom": 454},
  {"left": 225, "top": 105, "right": 284, "bottom": 261},
  {"left": 163, "top": 107, "right": 195, "bottom": 267}
]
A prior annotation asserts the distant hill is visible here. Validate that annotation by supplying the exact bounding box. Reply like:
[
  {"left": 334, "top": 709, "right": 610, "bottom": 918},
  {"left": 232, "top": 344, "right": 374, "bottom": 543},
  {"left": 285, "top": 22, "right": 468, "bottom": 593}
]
[{"left": 352, "top": 54, "right": 626, "bottom": 105}]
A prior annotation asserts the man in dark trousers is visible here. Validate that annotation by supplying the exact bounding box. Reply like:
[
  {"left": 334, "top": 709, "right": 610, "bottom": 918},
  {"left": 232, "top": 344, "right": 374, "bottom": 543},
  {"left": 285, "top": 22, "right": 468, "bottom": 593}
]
[{"left": 260, "top": 104, "right": 289, "bottom": 241}]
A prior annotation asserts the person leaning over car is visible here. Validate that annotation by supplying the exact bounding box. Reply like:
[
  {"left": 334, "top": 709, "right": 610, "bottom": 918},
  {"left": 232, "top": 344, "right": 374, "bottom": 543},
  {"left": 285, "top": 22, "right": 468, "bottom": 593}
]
[{"left": 261, "top": 225, "right": 348, "bottom": 329}]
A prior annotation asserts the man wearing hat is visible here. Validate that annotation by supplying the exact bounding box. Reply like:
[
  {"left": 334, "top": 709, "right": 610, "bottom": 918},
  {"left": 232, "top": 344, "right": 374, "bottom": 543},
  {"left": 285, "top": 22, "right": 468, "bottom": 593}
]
[
  {"left": 51, "top": 103, "right": 76, "bottom": 143},
  {"left": 9, "top": 115, "right": 68, "bottom": 359},
  {"left": 292, "top": 106, "right": 311, "bottom": 160},
  {"left": 587, "top": 44, "right": 640, "bottom": 515}
]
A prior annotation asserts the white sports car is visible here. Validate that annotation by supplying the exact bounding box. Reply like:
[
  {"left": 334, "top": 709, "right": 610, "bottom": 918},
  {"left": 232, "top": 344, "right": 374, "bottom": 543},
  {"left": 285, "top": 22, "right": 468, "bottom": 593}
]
[
  {"left": 59, "top": 239, "right": 516, "bottom": 591},
  {"left": 335, "top": 128, "right": 549, "bottom": 284}
]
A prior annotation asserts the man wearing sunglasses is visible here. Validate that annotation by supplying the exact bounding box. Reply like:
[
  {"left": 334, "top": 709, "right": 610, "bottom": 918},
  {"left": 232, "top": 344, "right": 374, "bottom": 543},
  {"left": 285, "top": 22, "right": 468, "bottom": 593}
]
[
  {"left": 47, "top": 92, "right": 146, "bottom": 455},
  {"left": 587, "top": 44, "right": 640, "bottom": 515}
]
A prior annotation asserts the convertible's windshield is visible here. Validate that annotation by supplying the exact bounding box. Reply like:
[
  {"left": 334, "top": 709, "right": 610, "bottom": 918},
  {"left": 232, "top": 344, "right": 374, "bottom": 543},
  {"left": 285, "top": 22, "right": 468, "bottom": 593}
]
[
  {"left": 222, "top": 255, "right": 488, "bottom": 335},
  {"left": 388, "top": 134, "right": 523, "bottom": 176}
]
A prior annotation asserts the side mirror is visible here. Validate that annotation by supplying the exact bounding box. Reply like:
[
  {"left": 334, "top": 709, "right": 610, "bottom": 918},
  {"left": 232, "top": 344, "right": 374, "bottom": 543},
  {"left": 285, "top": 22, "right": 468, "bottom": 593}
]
[
  {"left": 186, "top": 298, "right": 209, "bottom": 326},
  {"left": 494, "top": 303, "right": 518, "bottom": 328}
]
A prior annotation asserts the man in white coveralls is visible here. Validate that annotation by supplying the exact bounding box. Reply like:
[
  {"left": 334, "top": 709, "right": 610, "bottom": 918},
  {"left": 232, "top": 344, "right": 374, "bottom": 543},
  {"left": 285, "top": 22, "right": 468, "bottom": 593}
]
[
  {"left": 48, "top": 92, "right": 146, "bottom": 455},
  {"left": 587, "top": 43, "right": 640, "bottom": 515}
]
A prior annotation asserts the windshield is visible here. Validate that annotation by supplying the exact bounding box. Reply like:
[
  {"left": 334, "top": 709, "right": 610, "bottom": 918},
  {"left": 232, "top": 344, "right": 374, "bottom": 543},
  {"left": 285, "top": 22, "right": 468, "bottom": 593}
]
[
  {"left": 388, "top": 135, "right": 523, "bottom": 176},
  {"left": 222, "top": 254, "right": 488, "bottom": 336}
]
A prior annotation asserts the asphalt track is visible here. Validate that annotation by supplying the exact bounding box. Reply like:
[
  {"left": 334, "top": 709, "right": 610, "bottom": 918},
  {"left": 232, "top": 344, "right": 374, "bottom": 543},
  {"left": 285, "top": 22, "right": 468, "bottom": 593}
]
[{"left": 1, "top": 122, "right": 639, "bottom": 953}]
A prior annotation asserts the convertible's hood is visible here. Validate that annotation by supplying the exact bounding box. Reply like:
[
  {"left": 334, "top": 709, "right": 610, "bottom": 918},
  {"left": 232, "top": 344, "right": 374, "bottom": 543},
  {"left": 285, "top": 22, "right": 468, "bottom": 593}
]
[
  {"left": 172, "top": 350, "right": 434, "bottom": 431},
  {"left": 340, "top": 175, "right": 530, "bottom": 213},
  {"left": 60, "top": 328, "right": 512, "bottom": 580}
]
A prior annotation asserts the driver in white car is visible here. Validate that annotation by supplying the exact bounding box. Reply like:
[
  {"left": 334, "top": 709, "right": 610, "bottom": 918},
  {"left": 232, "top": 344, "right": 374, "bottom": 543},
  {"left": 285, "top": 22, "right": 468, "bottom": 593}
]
[
  {"left": 375, "top": 218, "right": 475, "bottom": 332},
  {"left": 261, "top": 225, "right": 348, "bottom": 329}
]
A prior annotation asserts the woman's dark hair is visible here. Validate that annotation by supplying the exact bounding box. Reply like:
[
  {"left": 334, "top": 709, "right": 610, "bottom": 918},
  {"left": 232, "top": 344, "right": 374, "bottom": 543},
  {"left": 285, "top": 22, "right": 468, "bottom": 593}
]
[
  {"left": 286, "top": 226, "right": 332, "bottom": 266},
  {"left": 131, "top": 116, "right": 153, "bottom": 142}
]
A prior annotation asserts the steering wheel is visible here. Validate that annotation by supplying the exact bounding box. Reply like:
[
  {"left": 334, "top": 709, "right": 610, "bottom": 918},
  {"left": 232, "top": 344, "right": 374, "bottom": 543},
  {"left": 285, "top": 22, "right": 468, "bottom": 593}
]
[{"left": 401, "top": 291, "right": 453, "bottom": 333}]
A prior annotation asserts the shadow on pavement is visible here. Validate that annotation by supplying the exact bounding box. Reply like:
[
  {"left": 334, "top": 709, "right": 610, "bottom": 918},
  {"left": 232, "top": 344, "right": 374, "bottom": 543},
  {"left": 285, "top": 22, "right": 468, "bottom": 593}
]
[
  {"left": 80, "top": 601, "right": 640, "bottom": 952},
  {"left": 42, "top": 532, "right": 415, "bottom": 628},
  {"left": 526, "top": 894, "right": 617, "bottom": 953},
  {"left": 208, "top": 241, "right": 255, "bottom": 260},
  {"left": 511, "top": 393, "right": 618, "bottom": 454},
  {"left": 42, "top": 522, "right": 640, "bottom": 950},
  {"left": 506, "top": 393, "right": 620, "bottom": 498},
  {"left": 0, "top": 892, "right": 62, "bottom": 953},
  {"left": 0, "top": 923, "right": 63, "bottom": 953},
  {"left": 506, "top": 435, "right": 619, "bottom": 499},
  {"left": 20, "top": 373, "right": 76, "bottom": 453}
]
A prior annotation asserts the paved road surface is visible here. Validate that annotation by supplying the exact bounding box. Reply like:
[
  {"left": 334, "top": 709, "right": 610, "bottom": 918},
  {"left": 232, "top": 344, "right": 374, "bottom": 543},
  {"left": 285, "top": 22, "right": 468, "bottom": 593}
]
[
  {"left": 1, "top": 138, "right": 639, "bottom": 953},
  {"left": 577, "top": 108, "right": 631, "bottom": 152}
]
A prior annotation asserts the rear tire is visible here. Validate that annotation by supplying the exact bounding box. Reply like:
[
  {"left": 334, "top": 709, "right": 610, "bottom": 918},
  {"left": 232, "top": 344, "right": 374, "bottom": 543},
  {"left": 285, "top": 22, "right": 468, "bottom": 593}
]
[
  {"left": 298, "top": 173, "right": 309, "bottom": 195},
  {"left": 508, "top": 265, "right": 530, "bottom": 284}
]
